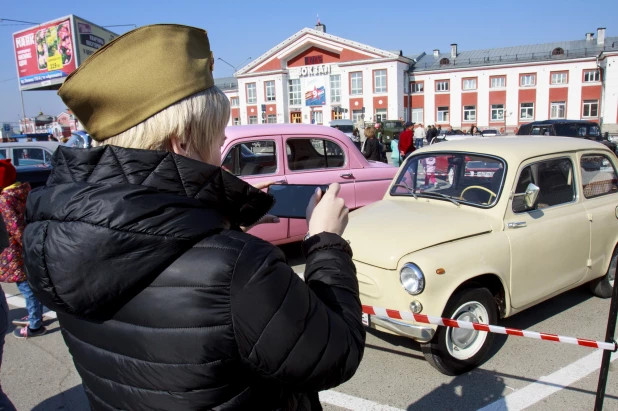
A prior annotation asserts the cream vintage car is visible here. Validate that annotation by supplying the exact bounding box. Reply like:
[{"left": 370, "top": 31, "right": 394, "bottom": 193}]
[{"left": 345, "top": 136, "right": 618, "bottom": 375}]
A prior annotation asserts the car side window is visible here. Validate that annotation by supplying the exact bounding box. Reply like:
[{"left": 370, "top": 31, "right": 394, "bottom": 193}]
[
  {"left": 0, "top": 149, "right": 6, "bottom": 159},
  {"left": 513, "top": 158, "right": 575, "bottom": 212},
  {"left": 581, "top": 155, "right": 618, "bottom": 198},
  {"left": 221, "top": 140, "right": 277, "bottom": 177},
  {"left": 286, "top": 138, "right": 345, "bottom": 171},
  {"left": 12, "top": 148, "right": 47, "bottom": 167}
]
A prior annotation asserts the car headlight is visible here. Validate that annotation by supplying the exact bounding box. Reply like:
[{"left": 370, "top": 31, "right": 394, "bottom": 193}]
[{"left": 400, "top": 263, "right": 425, "bottom": 295}]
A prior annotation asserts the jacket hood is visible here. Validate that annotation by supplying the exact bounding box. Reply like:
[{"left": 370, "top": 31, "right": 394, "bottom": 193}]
[
  {"left": 23, "top": 145, "right": 274, "bottom": 321},
  {"left": 346, "top": 199, "right": 494, "bottom": 269}
]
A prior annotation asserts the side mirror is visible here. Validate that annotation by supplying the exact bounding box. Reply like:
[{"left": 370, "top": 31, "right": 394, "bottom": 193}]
[{"left": 513, "top": 183, "right": 540, "bottom": 210}]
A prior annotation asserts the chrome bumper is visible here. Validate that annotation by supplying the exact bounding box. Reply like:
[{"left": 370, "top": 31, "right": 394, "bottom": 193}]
[{"left": 370, "top": 315, "right": 435, "bottom": 343}]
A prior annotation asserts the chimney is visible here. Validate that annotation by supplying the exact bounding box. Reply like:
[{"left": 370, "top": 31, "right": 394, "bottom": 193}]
[
  {"left": 597, "top": 28, "right": 606, "bottom": 45},
  {"left": 586, "top": 32, "right": 594, "bottom": 41},
  {"left": 451, "top": 44, "right": 457, "bottom": 58},
  {"left": 433, "top": 49, "right": 440, "bottom": 58},
  {"left": 315, "top": 20, "right": 326, "bottom": 33}
]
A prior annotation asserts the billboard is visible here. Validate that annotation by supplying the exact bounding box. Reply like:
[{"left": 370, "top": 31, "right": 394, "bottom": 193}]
[
  {"left": 13, "top": 15, "right": 117, "bottom": 91},
  {"left": 305, "top": 77, "right": 326, "bottom": 106}
]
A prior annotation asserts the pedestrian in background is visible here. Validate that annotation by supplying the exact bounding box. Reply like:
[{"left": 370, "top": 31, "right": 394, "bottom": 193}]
[
  {"left": 399, "top": 121, "right": 415, "bottom": 160},
  {"left": 0, "top": 213, "right": 17, "bottom": 410},
  {"left": 391, "top": 133, "right": 401, "bottom": 166},
  {"left": 414, "top": 124, "right": 426, "bottom": 149},
  {"left": 23, "top": 24, "right": 364, "bottom": 411},
  {"left": 426, "top": 125, "right": 437, "bottom": 145},
  {"left": 363, "top": 125, "right": 382, "bottom": 161},
  {"left": 0, "top": 160, "right": 46, "bottom": 339},
  {"left": 352, "top": 128, "right": 362, "bottom": 150}
]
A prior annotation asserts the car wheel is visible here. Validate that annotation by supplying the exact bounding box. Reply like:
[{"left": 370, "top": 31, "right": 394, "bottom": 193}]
[
  {"left": 590, "top": 250, "right": 617, "bottom": 299},
  {"left": 447, "top": 167, "right": 455, "bottom": 185},
  {"left": 421, "top": 288, "right": 497, "bottom": 376}
]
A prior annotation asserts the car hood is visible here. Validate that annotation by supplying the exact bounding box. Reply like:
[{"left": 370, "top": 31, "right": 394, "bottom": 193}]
[{"left": 346, "top": 199, "right": 494, "bottom": 269}]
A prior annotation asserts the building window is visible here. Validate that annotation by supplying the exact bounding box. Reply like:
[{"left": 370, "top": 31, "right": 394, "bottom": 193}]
[
  {"left": 352, "top": 110, "right": 363, "bottom": 124},
  {"left": 552, "top": 47, "right": 564, "bottom": 56},
  {"left": 233, "top": 117, "right": 240, "bottom": 125},
  {"left": 246, "top": 83, "right": 257, "bottom": 104},
  {"left": 551, "top": 72, "right": 568, "bottom": 85},
  {"left": 491, "top": 104, "right": 505, "bottom": 121},
  {"left": 330, "top": 75, "right": 341, "bottom": 103},
  {"left": 265, "top": 81, "right": 275, "bottom": 102},
  {"left": 288, "top": 79, "right": 301, "bottom": 106},
  {"left": 462, "top": 78, "right": 477, "bottom": 91},
  {"left": 463, "top": 106, "right": 476, "bottom": 122},
  {"left": 437, "top": 106, "right": 449, "bottom": 122},
  {"left": 584, "top": 70, "right": 600, "bottom": 82},
  {"left": 439, "top": 58, "right": 450, "bottom": 65},
  {"left": 436, "top": 80, "right": 449, "bottom": 92},
  {"left": 583, "top": 100, "right": 599, "bottom": 118},
  {"left": 411, "top": 108, "right": 423, "bottom": 124},
  {"left": 520, "top": 74, "right": 535, "bottom": 87},
  {"left": 375, "top": 108, "right": 387, "bottom": 122},
  {"left": 374, "top": 70, "right": 387, "bottom": 93},
  {"left": 230, "top": 97, "right": 239, "bottom": 107},
  {"left": 332, "top": 109, "right": 343, "bottom": 120},
  {"left": 249, "top": 115, "right": 258, "bottom": 124},
  {"left": 550, "top": 101, "right": 566, "bottom": 119},
  {"left": 267, "top": 114, "right": 277, "bottom": 123},
  {"left": 520, "top": 103, "right": 534, "bottom": 120},
  {"left": 351, "top": 72, "right": 363, "bottom": 95},
  {"left": 411, "top": 82, "right": 424, "bottom": 93},
  {"left": 491, "top": 77, "right": 506, "bottom": 88},
  {"left": 312, "top": 111, "right": 323, "bottom": 125}
]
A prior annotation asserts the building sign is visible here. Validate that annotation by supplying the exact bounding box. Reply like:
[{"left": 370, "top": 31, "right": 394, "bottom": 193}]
[
  {"left": 13, "top": 15, "right": 117, "bottom": 91},
  {"left": 305, "top": 77, "right": 326, "bottom": 106},
  {"left": 305, "top": 55, "right": 323, "bottom": 65},
  {"left": 299, "top": 64, "right": 332, "bottom": 77}
]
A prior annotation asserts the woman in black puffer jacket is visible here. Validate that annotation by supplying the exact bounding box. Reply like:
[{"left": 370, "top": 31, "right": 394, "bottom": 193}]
[{"left": 23, "top": 24, "right": 365, "bottom": 411}]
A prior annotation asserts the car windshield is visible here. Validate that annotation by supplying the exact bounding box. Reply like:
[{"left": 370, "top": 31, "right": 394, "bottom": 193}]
[
  {"left": 384, "top": 121, "right": 403, "bottom": 129},
  {"left": 391, "top": 152, "right": 506, "bottom": 207},
  {"left": 483, "top": 129, "right": 498, "bottom": 134}
]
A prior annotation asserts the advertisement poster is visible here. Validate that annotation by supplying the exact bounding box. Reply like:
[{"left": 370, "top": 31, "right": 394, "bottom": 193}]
[
  {"left": 73, "top": 17, "right": 118, "bottom": 65},
  {"left": 14, "top": 18, "right": 77, "bottom": 90},
  {"left": 305, "top": 78, "right": 326, "bottom": 106}
]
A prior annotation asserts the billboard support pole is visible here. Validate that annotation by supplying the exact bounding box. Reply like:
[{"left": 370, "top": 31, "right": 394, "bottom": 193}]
[{"left": 19, "top": 91, "right": 25, "bottom": 121}]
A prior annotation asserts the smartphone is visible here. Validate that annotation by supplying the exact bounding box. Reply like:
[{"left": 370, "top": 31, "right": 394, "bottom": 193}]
[{"left": 267, "top": 184, "right": 330, "bottom": 219}]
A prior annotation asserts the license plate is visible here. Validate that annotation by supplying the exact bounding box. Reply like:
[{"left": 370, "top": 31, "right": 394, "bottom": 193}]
[{"left": 362, "top": 313, "right": 370, "bottom": 327}]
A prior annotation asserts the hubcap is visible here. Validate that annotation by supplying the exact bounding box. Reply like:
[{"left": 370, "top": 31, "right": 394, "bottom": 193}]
[{"left": 446, "top": 301, "right": 489, "bottom": 360}]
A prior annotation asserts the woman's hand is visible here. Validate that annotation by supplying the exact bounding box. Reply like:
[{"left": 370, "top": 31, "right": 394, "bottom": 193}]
[
  {"left": 306, "top": 183, "right": 348, "bottom": 237},
  {"left": 240, "top": 181, "right": 280, "bottom": 233}
]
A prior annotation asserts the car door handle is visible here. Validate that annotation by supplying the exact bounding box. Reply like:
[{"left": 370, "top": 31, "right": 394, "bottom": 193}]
[
  {"left": 274, "top": 179, "right": 287, "bottom": 184},
  {"left": 507, "top": 222, "right": 527, "bottom": 229},
  {"left": 340, "top": 173, "right": 354, "bottom": 178}
]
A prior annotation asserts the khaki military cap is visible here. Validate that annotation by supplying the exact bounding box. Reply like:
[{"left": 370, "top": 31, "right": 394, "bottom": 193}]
[{"left": 58, "top": 24, "right": 215, "bottom": 142}]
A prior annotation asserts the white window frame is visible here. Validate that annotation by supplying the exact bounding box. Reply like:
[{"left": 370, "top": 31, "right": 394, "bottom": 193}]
[
  {"left": 248, "top": 115, "right": 258, "bottom": 124},
  {"left": 463, "top": 105, "right": 476, "bottom": 122},
  {"left": 436, "top": 81, "right": 449, "bottom": 92},
  {"left": 437, "top": 106, "right": 449, "bottom": 123},
  {"left": 313, "top": 111, "right": 323, "bottom": 125},
  {"left": 520, "top": 75, "right": 536, "bottom": 87},
  {"left": 375, "top": 108, "right": 387, "bottom": 122},
  {"left": 491, "top": 104, "right": 505, "bottom": 121},
  {"left": 352, "top": 110, "right": 363, "bottom": 124},
  {"left": 288, "top": 79, "right": 302, "bottom": 106},
  {"left": 351, "top": 72, "right": 363, "bottom": 95},
  {"left": 246, "top": 83, "right": 257, "bottom": 104},
  {"left": 582, "top": 100, "right": 599, "bottom": 118},
  {"left": 520, "top": 103, "right": 534, "bottom": 120},
  {"left": 265, "top": 81, "right": 275, "bottom": 102},
  {"left": 374, "top": 70, "right": 387, "bottom": 93},
  {"left": 411, "top": 108, "right": 423, "bottom": 124},
  {"left": 330, "top": 75, "right": 341, "bottom": 103},
  {"left": 550, "top": 101, "right": 566, "bottom": 119},
  {"left": 411, "top": 82, "right": 424, "bottom": 93},
  {"left": 267, "top": 114, "right": 277, "bottom": 124},
  {"left": 230, "top": 97, "right": 239, "bottom": 107},
  {"left": 462, "top": 78, "right": 477, "bottom": 91},
  {"left": 491, "top": 77, "right": 506, "bottom": 88},
  {"left": 584, "top": 70, "right": 600, "bottom": 83},
  {"left": 551, "top": 72, "right": 568, "bottom": 85}
]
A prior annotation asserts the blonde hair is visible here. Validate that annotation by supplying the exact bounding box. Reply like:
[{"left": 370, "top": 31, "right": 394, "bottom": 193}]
[
  {"left": 364, "top": 125, "right": 376, "bottom": 138},
  {"left": 96, "top": 87, "right": 230, "bottom": 159}
]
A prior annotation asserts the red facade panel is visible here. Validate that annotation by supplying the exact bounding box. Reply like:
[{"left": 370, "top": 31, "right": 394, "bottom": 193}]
[
  {"left": 265, "top": 104, "right": 277, "bottom": 116},
  {"left": 246, "top": 106, "right": 258, "bottom": 119},
  {"left": 411, "top": 94, "right": 424, "bottom": 109},
  {"left": 373, "top": 96, "right": 388, "bottom": 109},
  {"left": 287, "top": 47, "right": 341, "bottom": 67},
  {"left": 518, "top": 88, "right": 537, "bottom": 125},
  {"left": 435, "top": 94, "right": 450, "bottom": 107},
  {"left": 231, "top": 108, "right": 240, "bottom": 119},
  {"left": 489, "top": 90, "right": 506, "bottom": 104},
  {"left": 254, "top": 59, "right": 282, "bottom": 73},
  {"left": 582, "top": 85, "right": 602, "bottom": 100},
  {"left": 461, "top": 92, "right": 477, "bottom": 106},
  {"left": 349, "top": 97, "right": 364, "bottom": 118},
  {"left": 549, "top": 87, "right": 568, "bottom": 101}
]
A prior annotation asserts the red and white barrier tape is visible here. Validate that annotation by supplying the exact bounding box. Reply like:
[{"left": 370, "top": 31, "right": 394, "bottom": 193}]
[{"left": 362, "top": 305, "right": 617, "bottom": 352}]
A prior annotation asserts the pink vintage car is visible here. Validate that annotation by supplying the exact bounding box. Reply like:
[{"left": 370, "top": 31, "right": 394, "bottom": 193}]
[{"left": 221, "top": 124, "right": 397, "bottom": 244}]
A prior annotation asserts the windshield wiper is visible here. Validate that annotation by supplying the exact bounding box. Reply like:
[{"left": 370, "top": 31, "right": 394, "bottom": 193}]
[
  {"left": 393, "top": 183, "right": 418, "bottom": 199},
  {"left": 419, "top": 191, "right": 461, "bottom": 207}
]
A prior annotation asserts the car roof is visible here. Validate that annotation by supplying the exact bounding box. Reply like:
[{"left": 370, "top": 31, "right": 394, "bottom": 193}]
[
  {"left": 225, "top": 124, "right": 348, "bottom": 140},
  {"left": 521, "top": 120, "right": 599, "bottom": 126},
  {"left": 0, "top": 141, "right": 60, "bottom": 149},
  {"left": 417, "top": 136, "right": 611, "bottom": 162}
]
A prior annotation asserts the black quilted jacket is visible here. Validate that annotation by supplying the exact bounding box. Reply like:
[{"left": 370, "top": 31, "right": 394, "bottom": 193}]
[{"left": 23, "top": 146, "right": 365, "bottom": 411}]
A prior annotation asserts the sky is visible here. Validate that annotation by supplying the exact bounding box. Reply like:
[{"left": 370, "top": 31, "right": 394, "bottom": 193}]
[{"left": 1, "top": 0, "right": 616, "bottom": 124}]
